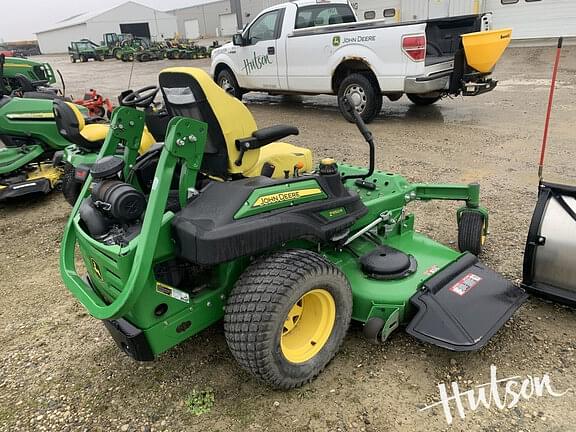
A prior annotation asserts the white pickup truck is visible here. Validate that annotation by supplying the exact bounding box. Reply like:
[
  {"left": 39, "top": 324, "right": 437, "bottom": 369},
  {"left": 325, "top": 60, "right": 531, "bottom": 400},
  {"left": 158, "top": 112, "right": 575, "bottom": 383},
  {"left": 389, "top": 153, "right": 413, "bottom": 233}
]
[{"left": 210, "top": 0, "right": 511, "bottom": 122}]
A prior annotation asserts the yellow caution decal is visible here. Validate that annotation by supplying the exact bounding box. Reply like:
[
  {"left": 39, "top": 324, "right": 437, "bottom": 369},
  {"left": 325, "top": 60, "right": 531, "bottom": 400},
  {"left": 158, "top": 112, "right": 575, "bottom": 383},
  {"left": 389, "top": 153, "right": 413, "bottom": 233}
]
[
  {"left": 90, "top": 258, "right": 103, "bottom": 281},
  {"left": 253, "top": 188, "right": 323, "bottom": 208}
]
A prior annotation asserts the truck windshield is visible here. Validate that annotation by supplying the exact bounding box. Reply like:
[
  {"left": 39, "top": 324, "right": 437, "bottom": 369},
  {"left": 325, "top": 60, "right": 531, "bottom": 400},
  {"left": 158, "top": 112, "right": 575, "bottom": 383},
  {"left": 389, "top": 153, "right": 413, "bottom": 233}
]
[{"left": 295, "top": 4, "right": 355, "bottom": 29}]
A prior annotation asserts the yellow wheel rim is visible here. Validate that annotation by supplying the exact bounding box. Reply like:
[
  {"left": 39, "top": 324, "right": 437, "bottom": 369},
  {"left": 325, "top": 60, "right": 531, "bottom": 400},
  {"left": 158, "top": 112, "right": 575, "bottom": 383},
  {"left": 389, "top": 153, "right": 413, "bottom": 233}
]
[
  {"left": 280, "top": 289, "right": 336, "bottom": 364},
  {"left": 481, "top": 220, "right": 487, "bottom": 246}
]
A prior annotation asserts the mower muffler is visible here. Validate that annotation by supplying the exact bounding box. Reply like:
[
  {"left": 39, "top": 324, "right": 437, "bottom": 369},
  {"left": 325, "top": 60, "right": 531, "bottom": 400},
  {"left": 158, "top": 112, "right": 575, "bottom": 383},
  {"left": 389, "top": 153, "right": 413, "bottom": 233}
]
[
  {"left": 407, "top": 253, "right": 528, "bottom": 351},
  {"left": 523, "top": 182, "right": 576, "bottom": 307}
]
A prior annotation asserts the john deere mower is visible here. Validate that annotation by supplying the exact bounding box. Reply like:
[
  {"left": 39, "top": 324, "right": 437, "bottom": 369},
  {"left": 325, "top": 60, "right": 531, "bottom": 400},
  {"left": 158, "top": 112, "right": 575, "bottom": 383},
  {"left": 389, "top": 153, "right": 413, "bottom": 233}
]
[
  {"left": 0, "top": 55, "right": 79, "bottom": 200},
  {"left": 60, "top": 67, "right": 527, "bottom": 389},
  {"left": 1, "top": 54, "right": 59, "bottom": 98},
  {"left": 0, "top": 54, "right": 154, "bottom": 201}
]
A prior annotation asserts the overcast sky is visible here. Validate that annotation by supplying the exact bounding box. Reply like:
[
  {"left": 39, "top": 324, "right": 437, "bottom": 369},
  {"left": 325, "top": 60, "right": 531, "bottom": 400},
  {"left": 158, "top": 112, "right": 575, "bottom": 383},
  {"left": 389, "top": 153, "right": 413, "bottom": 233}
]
[{"left": 1, "top": 0, "right": 200, "bottom": 41}]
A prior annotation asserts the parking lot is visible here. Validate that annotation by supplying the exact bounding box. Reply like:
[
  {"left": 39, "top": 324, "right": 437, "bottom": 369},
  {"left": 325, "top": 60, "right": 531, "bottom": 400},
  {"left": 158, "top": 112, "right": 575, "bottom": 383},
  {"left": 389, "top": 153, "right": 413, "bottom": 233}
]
[{"left": 0, "top": 46, "right": 575, "bottom": 432}]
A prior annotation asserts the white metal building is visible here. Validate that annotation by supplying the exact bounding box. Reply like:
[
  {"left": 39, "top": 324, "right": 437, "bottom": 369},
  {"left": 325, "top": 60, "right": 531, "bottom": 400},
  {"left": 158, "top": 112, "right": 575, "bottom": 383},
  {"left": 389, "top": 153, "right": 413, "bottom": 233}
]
[
  {"left": 170, "top": 0, "right": 282, "bottom": 39},
  {"left": 355, "top": 0, "right": 576, "bottom": 39},
  {"left": 36, "top": 2, "right": 178, "bottom": 54}
]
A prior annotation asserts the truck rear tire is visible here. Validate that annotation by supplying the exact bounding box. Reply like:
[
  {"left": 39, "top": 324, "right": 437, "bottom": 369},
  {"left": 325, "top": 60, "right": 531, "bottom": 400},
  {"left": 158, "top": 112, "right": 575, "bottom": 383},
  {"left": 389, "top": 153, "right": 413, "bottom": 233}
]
[
  {"left": 407, "top": 93, "right": 442, "bottom": 106},
  {"left": 338, "top": 73, "right": 382, "bottom": 124},
  {"left": 216, "top": 69, "right": 243, "bottom": 100}
]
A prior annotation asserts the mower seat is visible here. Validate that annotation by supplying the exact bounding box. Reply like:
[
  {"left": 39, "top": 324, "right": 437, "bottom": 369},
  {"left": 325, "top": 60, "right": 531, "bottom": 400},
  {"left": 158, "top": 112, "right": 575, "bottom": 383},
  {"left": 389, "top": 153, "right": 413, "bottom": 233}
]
[
  {"left": 158, "top": 67, "right": 313, "bottom": 179},
  {"left": 53, "top": 99, "right": 155, "bottom": 153},
  {"left": 172, "top": 174, "right": 367, "bottom": 265}
]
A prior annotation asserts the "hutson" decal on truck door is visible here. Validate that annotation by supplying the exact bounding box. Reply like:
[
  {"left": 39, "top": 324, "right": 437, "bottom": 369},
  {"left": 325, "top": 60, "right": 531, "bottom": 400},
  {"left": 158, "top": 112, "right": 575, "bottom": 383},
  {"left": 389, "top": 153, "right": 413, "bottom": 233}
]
[{"left": 241, "top": 52, "right": 273, "bottom": 74}]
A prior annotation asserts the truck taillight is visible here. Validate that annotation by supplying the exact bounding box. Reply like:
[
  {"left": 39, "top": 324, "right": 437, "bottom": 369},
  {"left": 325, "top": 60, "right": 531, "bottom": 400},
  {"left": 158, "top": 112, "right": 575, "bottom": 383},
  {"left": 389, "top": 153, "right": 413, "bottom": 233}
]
[{"left": 402, "top": 35, "right": 426, "bottom": 61}]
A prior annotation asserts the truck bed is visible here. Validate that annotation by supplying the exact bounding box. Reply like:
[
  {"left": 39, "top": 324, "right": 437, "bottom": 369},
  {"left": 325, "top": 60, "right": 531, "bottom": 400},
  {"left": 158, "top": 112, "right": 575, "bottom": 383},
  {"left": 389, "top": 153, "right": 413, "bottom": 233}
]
[{"left": 425, "top": 15, "right": 483, "bottom": 66}]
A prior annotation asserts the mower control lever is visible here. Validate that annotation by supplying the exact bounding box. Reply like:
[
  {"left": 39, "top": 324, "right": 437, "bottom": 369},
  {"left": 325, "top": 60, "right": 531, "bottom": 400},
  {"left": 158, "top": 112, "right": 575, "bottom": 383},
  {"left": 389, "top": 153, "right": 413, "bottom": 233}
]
[{"left": 340, "top": 95, "right": 376, "bottom": 182}]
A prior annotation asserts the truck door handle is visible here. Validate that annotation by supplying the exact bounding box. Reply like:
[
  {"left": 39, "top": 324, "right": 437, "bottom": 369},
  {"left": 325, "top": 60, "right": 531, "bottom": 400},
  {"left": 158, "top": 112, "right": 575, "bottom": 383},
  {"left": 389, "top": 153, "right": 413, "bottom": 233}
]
[{"left": 267, "top": 46, "right": 275, "bottom": 55}]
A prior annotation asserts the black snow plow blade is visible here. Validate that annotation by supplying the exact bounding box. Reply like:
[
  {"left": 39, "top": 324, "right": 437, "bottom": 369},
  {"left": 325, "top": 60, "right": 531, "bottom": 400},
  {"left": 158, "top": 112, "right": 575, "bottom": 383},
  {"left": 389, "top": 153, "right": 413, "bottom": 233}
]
[{"left": 406, "top": 253, "right": 528, "bottom": 351}]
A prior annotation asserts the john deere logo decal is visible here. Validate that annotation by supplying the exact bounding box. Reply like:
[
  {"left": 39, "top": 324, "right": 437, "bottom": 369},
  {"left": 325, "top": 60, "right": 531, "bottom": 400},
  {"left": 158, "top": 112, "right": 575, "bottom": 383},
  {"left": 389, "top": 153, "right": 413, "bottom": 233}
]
[
  {"left": 253, "top": 188, "right": 323, "bottom": 208},
  {"left": 90, "top": 258, "right": 103, "bottom": 281},
  {"left": 332, "top": 36, "right": 341, "bottom": 47}
]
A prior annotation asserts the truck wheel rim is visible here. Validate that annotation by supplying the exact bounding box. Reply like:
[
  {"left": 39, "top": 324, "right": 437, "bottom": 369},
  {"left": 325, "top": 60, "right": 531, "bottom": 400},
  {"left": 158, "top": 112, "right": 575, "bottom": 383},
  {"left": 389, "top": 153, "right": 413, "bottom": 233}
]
[
  {"left": 344, "top": 84, "right": 367, "bottom": 113},
  {"left": 280, "top": 289, "right": 336, "bottom": 363},
  {"left": 219, "top": 77, "right": 234, "bottom": 95}
]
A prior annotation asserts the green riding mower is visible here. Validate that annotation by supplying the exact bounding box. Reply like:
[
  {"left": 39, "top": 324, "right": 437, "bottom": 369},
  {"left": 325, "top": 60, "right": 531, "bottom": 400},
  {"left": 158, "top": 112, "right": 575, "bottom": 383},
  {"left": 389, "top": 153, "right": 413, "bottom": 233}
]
[
  {"left": 1, "top": 55, "right": 57, "bottom": 97},
  {"left": 0, "top": 54, "right": 82, "bottom": 200},
  {"left": 60, "top": 67, "right": 527, "bottom": 389},
  {"left": 0, "top": 54, "right": 154, "bottom": 201},
  {"left": 135, "top": 42, "right": 166, "bottom": 62}
]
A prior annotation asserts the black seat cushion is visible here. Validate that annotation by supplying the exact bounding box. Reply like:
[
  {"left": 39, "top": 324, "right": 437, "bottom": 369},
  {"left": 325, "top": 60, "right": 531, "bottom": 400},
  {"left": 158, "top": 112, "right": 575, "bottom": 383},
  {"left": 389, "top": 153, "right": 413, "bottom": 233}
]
[{"left": 172, "top": 175, "right": 368, "bottom": 266}]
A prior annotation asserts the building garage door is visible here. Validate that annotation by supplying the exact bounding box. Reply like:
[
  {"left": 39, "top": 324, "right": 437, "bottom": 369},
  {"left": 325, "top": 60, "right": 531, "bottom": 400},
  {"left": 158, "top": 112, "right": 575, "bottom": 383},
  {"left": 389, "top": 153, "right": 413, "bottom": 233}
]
[
  {"left": 219, "top": 14, "right": 238, "bottom": 36},
  {"left": 120, "top": 23, "right": 151, "bottom": 39},
  {"left": 184, "top": 19, "right": 200, "bottom": 39}
]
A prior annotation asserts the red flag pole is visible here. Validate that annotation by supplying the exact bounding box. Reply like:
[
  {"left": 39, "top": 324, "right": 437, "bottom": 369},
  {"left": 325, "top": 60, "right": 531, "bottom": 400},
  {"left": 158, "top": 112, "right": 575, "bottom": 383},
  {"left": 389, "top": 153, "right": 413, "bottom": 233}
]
[{"left": 538, "top": 37, "right": 563, "bottom": 180}]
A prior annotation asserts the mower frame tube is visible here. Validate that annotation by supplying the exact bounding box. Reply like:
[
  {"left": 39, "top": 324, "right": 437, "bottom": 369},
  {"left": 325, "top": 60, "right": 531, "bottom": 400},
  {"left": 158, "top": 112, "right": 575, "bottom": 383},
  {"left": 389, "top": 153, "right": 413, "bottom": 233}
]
[{"left": 61, "top": 110, "right": 207, "bottom": 321}]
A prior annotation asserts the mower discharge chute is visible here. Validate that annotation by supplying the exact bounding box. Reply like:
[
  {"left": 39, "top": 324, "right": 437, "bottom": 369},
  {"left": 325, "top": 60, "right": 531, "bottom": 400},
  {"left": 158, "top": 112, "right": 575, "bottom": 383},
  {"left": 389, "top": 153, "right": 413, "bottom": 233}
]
[{"left": 60, "top": 67, "right": 527, "bottom": 389}]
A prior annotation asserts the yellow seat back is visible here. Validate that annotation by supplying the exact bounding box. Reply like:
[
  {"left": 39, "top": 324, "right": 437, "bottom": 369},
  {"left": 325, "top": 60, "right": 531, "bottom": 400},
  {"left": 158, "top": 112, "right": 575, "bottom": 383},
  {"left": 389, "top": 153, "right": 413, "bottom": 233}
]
[
  {"left": 158, "top": 67, "right": 269, "bottom": 176},
  {"left": 65, "top": 102, "right": 86, "bottom": 131}
]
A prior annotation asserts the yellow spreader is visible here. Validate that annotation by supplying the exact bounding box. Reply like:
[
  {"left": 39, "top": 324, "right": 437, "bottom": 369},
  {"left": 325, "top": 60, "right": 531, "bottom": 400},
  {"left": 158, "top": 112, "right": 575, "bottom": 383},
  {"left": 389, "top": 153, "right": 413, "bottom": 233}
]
[{"left": 462, "top": 28, "right": 513, "bottom": 73}]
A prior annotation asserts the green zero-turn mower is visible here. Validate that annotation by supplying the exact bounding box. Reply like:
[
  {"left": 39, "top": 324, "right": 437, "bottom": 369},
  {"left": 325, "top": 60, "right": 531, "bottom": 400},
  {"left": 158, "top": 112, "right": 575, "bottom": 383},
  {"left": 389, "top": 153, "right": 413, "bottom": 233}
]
[{"left": 60, "top": 67, "right": 527, "bottom": 389}]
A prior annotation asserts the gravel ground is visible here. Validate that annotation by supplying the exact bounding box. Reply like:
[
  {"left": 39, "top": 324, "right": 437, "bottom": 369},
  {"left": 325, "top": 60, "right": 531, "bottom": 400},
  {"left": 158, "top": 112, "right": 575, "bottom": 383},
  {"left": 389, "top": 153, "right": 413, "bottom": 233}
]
[{"left": 1, "top": 47, "right": 575, "bottom": 432}]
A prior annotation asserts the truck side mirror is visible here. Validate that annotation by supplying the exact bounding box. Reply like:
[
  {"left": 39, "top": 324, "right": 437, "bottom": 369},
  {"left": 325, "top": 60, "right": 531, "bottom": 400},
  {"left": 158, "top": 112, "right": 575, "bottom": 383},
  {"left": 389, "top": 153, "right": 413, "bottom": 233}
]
[{"left": 232, "top": 34, "right": 245, "bottom": 46}]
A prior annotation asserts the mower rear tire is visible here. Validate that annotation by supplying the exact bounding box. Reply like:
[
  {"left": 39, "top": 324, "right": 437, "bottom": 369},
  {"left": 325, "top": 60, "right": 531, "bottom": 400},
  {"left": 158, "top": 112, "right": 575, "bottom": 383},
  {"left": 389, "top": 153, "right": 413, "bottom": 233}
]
[
  {"left": 98, "top": 54, "right": 105, "bottom": 61},
  {"left": 407, "top": 93, "right": 442, "bottom": 106},
  {"left": 216, "top": 69, "right": 243, "bottom": 100},
  {"left": 62, "top": 163, "right": 83, "bottom": 206},
  {"left": 80, "top": 55, "right": 87, "bottom": 63},
  {"left": 225, "top": 249, "right": 352, "bottom": 389},
  {"left": 338, "top": 73, "right": 382, "bottom": 124},
  {"left": 458, "top": 211, "right": 486, "bottom": 256}
]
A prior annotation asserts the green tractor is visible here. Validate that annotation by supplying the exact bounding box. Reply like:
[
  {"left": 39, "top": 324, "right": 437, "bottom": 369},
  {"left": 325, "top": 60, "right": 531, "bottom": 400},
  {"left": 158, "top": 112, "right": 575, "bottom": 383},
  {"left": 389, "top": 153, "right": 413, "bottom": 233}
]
[
  {"left": 68, "top": 41, "right": 105, "bottom": 63},
  {"left": 60, "top": 67, "right": 527, "bottom": 389}
]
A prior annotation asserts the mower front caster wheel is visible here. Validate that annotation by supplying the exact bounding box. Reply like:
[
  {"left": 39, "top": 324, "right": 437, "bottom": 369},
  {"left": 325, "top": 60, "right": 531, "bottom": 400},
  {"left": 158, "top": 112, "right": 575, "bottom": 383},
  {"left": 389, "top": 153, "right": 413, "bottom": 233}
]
[
  {"left": 458, "top": 211, "right": 486, "bottom": 256},
  {"left": 224, "top": 249, "right": 352, "bottom": 389}
]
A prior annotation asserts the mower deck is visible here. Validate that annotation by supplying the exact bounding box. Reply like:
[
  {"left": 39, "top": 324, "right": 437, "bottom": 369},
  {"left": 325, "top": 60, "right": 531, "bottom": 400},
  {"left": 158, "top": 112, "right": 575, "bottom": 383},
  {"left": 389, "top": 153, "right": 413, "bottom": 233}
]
[{"left": 0, "top": 161, "right": 61, "bottom": 200}]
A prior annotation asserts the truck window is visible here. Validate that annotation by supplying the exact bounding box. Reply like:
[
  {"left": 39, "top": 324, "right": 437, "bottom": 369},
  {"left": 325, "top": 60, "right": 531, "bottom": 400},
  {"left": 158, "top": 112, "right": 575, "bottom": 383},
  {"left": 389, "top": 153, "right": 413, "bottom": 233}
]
[
  {"left": 295, "top": 4, "right": 355, "bottom": 29},
  {"left": 247, "top": 10, "right": 282, "bottom": 44}
]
